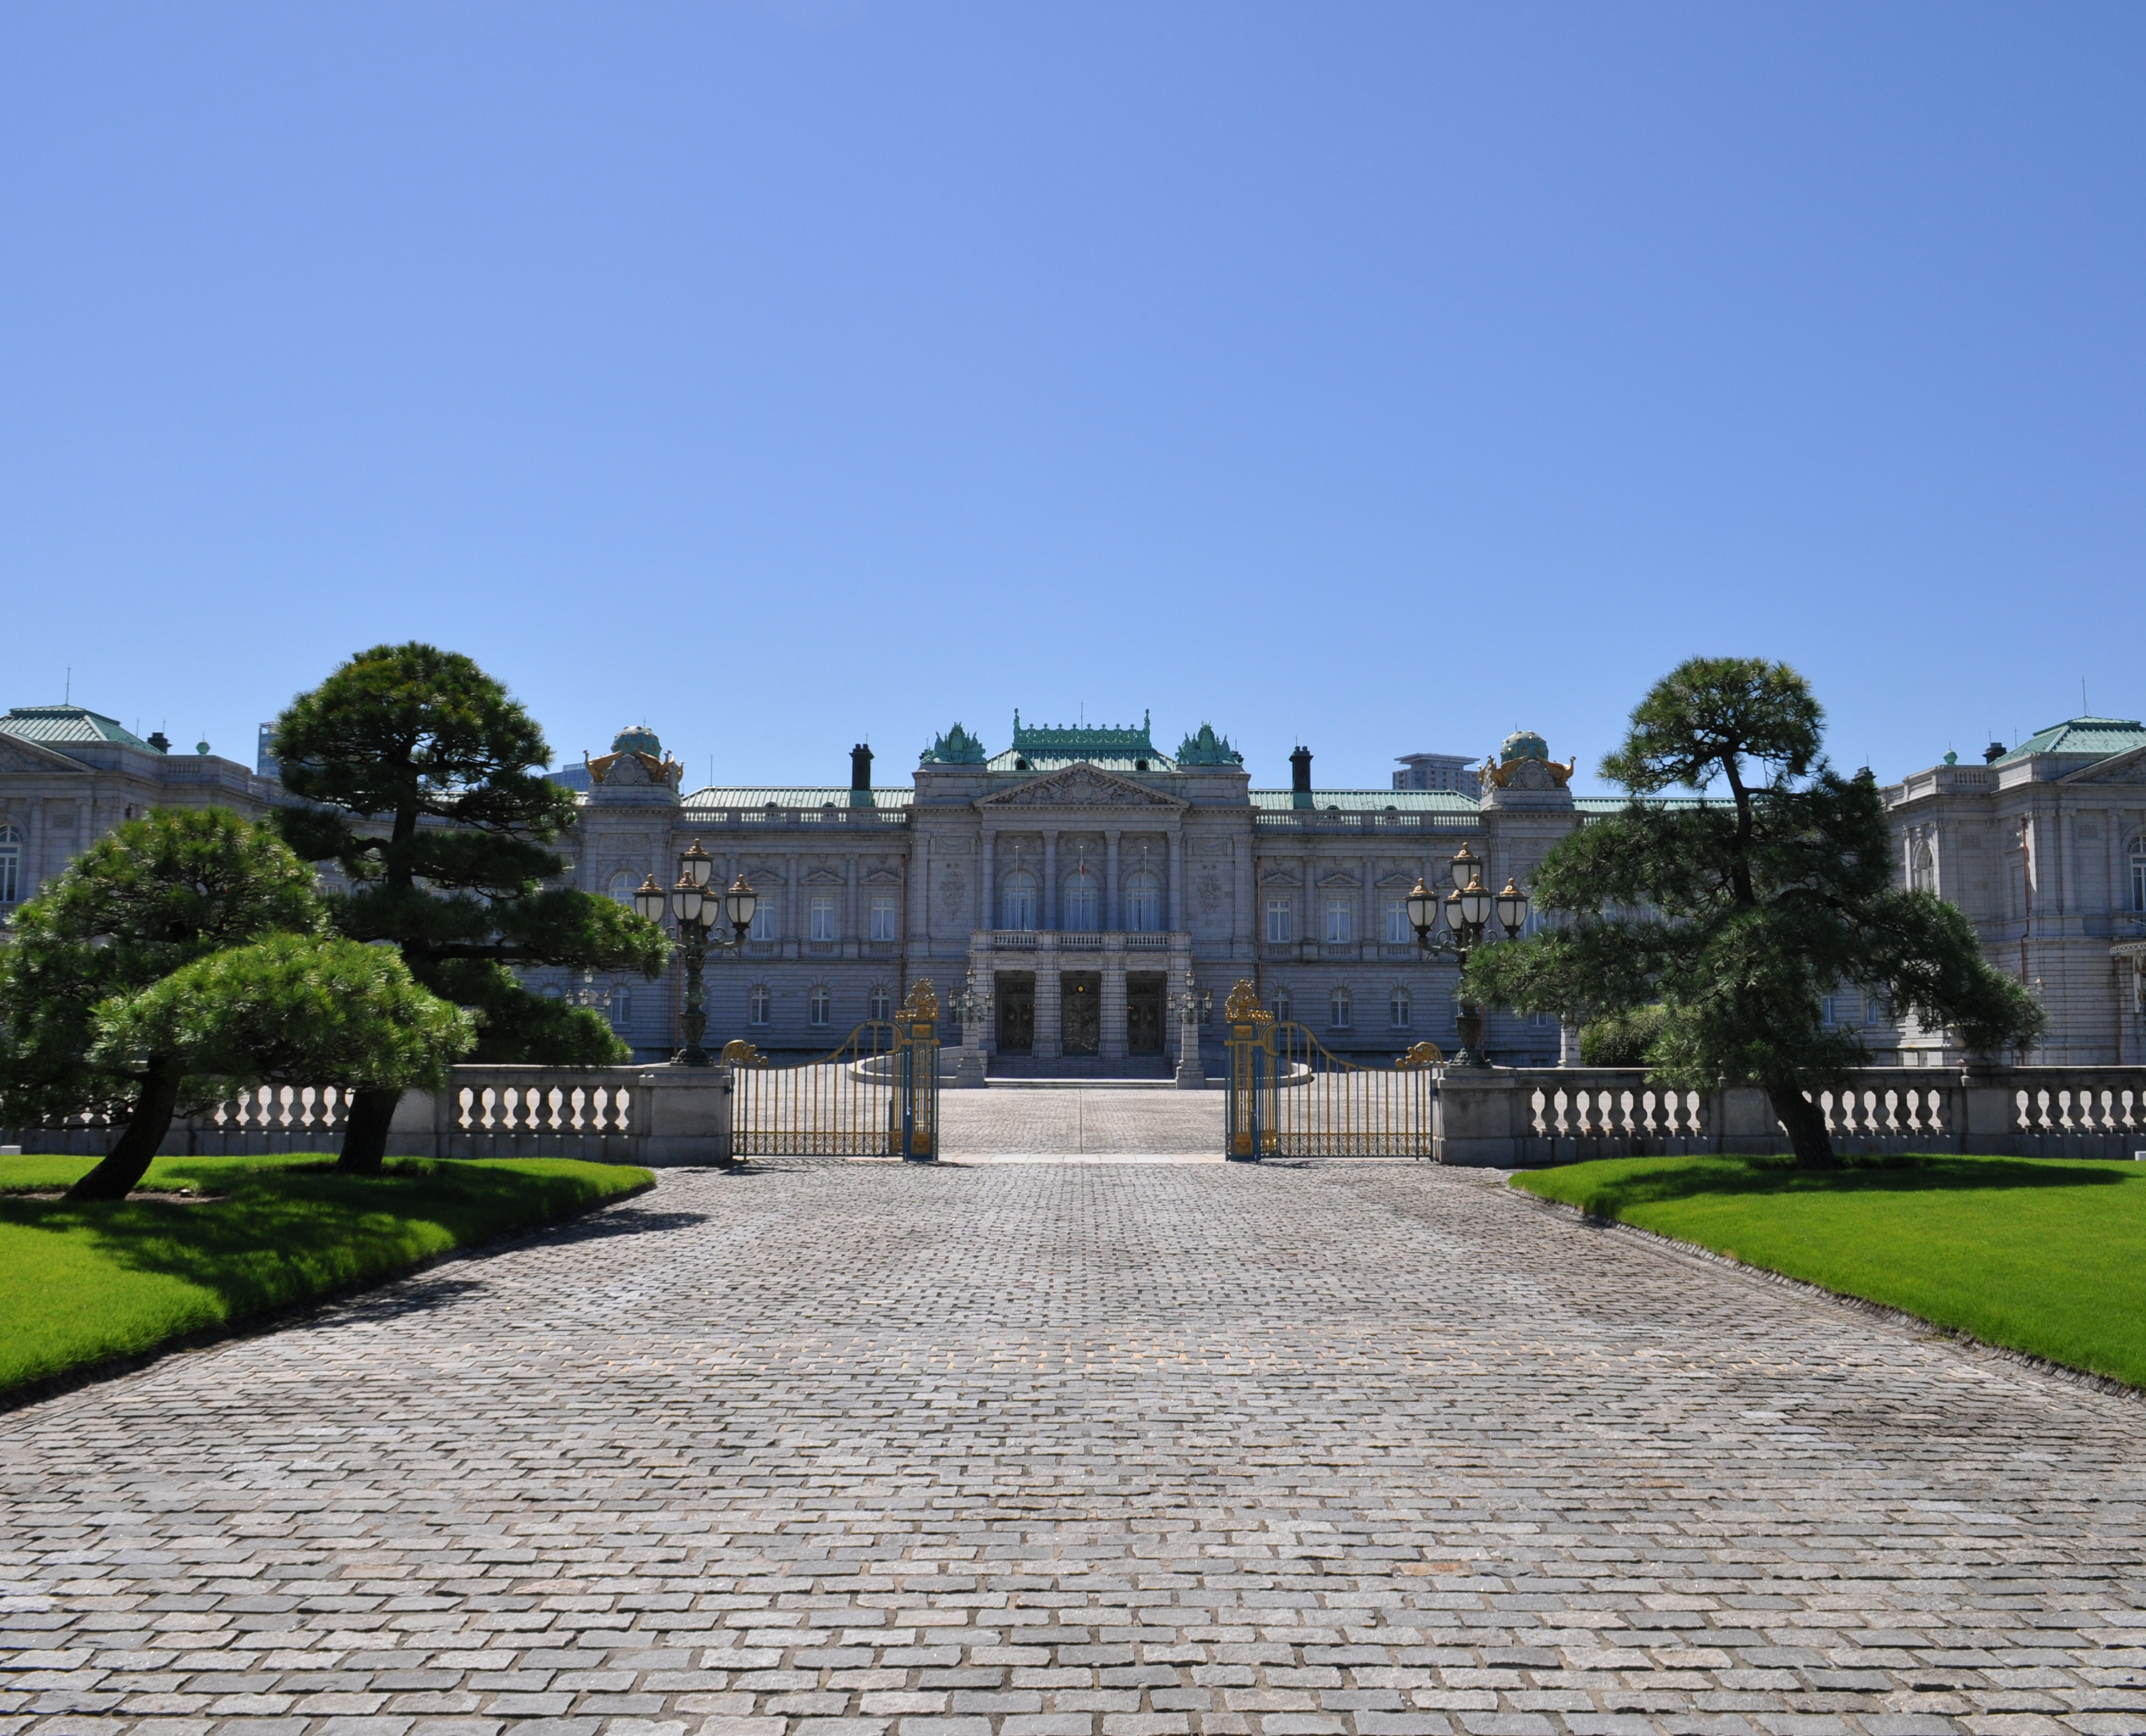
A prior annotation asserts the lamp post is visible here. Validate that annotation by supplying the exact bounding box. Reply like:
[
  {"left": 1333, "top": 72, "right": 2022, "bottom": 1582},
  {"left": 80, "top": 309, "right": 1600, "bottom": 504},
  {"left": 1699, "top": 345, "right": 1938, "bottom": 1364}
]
[
  {"left": 1403, "top": 842, "right": 1529, "bottom": 1067},
  {"left": 948, "top": 972, "right": 994, "bottom": 1089},
  {"left": 1170, "top": 969, "right": 1212, "bottom": 1090},
  {"left": 638, "top": 842, "right": 756, "bottom": 1067}
]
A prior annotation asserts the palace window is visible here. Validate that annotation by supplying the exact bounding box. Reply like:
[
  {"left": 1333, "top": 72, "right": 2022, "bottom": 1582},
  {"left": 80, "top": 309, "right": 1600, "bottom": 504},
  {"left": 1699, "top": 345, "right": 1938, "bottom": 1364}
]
[
  {"left": 1326, "top": 900, "right": 1352, "bottom": 945},
  {"left": 1271, "top": 988, "right": 1292, "bottom": 1024},
  {"left": 869, "top": 984, "right": 892, "bottom": 1023},
  {"left": 1329, "top": 987, "right": 1352, "bottom": 1030},
  {"left": 1822, "top": 994, "right": 1860, "bottom": 1029},
  {"left": 1390, "top": 987, "right": 1411, "bottom": 1029},
  {"left": 1910, "top": 838, "right": 1936, "bottom": 894},
  {"left": 1125, "top": 869, "right": 1162, "bottom": 933},
  {"left": 809, "top": 895, "right": 837, "bottom": 942},
  {"left": 809, "top": 986, "right": 831, "bottom": 1028},
  {"left": 2133, "top": 840, "right": 2146, "bottom": 912},
  {"left": 609, "top": 990, "right": 631, "bottom": 1030},
  {"left": 1385, "top": 900, "right": 1410, "bottom": 945},
  {"left": 748, "top": 984, "right": 772, "bottom": 1026},
  {"left": 0, "top": 825, "right": 18, "bottom": 906},
  {"left": 1265, "top": 898, "right": 1293, "bottom": 945},
  {"left": 870, "top": 893, "right": 898, "bottom": 942},
  {"left": 1063, "top": 864, "right": 1101, "bottom": 933},
  {"left": 1001, "top": 870, "right": 1039, "bottom": 931},
  {"left": 606, "top": 870, "right": 637, "bottom": 906},
  {"left": 751, "top": 902, "right": 776, "bottom": 942}
]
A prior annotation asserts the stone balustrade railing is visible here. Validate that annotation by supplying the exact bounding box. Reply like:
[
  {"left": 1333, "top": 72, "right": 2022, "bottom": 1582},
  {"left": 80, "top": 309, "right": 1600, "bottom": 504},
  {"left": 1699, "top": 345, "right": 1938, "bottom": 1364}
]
[
  {"left": 2, "top": 1065, "right": 733, "bottom": 1166},
  {"left": 1435, "top": 1065, "right": 2146, "bottom": 1166}
]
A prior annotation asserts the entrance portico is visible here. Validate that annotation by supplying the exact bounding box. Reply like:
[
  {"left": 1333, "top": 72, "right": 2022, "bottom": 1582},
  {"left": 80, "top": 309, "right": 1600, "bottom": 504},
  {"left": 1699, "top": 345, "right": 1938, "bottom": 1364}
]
[{"left": 970, "top": 928, "right": 1196, "bottom": 1067}]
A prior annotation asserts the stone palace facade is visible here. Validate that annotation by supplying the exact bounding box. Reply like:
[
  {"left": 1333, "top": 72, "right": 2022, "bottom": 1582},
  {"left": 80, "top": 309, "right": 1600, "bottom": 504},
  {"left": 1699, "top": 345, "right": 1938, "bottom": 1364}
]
[{"left": 3, "top": 701, "right": 2142, "bottom": 1072}]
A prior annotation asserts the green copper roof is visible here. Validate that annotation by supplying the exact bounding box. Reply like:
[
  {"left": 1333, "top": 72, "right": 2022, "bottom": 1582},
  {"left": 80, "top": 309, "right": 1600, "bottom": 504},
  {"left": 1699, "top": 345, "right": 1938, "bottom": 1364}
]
[
  {"left": 611, "top": 724, "right": 662, "bottom": 757},
  {"left": 1250, "top": 788, "right": 1476, "bottom": 813},
  {"left": 0, "top": 705, "right": 157, "bottom": 750},
  {"left": 1011, "top": 708, "right": 1155, "bottom": 758},
  {"left": 1995, "top": 716, "right": 2146, "bottom": 765},
  {"left": 684, "top": 786, "right": 914, "bottom": 811},
  {"left": 1500, "top": 728, "right": 1551, "bottom": 764}
]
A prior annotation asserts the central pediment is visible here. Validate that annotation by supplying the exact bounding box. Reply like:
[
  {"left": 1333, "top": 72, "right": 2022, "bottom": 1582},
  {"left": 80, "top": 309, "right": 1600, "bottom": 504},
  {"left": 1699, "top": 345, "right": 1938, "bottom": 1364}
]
[{"left": 978, "top": 763, "right": 1185, "bottom": 811}]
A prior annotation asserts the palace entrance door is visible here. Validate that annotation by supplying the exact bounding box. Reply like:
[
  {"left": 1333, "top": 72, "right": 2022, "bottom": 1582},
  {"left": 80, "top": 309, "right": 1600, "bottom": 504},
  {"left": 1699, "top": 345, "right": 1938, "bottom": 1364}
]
[
  {"left": 1125, "top": 972, "right": 1166, "bottom": 1055},
  {"left": 1061, "top": 972, "right": 1101, "bottom": 1056},
  {"left": 995, "top": 972, "right": 1035, "bottom": 1054}
]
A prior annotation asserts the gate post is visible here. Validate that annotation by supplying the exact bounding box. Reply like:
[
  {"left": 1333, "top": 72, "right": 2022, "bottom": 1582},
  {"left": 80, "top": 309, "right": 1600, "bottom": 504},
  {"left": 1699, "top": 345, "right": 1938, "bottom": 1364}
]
[
  {"left": 1224, "top": 980, "right": 1274, "bottom": 1160},
  {"left": 898, "top": 980, "right": 940, "bottom": 1161}
]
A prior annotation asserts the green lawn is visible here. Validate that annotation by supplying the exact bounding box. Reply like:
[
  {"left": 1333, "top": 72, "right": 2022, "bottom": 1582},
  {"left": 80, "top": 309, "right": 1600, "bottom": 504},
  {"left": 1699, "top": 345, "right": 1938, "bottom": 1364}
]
[
  {"left": 0, "top": 1153, "right": 652, "bottom": 1395},
  {"left": 1513, "top": 1152, "right": 2146, "bottom": 1387}
]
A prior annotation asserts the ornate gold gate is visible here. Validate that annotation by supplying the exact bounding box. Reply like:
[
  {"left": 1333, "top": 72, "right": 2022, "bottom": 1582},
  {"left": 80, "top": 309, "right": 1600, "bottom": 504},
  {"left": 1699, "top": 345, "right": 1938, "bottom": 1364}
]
[
  {"left": 726, "top": 978, "right": 940, "bottom": 1159},
  {"left": 1223, "top": 980, "right": 1439, "bottom": 1159}
]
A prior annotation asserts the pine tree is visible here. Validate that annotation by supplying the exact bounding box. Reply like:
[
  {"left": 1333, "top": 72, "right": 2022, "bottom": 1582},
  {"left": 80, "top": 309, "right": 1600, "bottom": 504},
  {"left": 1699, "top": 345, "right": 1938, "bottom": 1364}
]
[
  {"left": 271, "top": 643, "right": 670, "bottom": 1172},
  {"left": 1466, "top": 658, "right": 2044, "bottom": 1167},
  {"left": 0, "top": 808, "right": 467, "bottom": 1201}
]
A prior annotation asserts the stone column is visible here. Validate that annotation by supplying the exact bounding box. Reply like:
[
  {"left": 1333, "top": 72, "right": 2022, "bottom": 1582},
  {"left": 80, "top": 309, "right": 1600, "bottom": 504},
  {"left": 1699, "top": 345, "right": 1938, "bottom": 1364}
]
[
  {"left": 1101, "top": 933, "right": 1126, "bottom": 1061},
  {"left": 1362, "top": 853, "right": 1376, "bottom": 957},
  {"left": 1106, "top": 830, "right": 1121, "bottom": 931},
  {"left": 980, "top": 830, "right": 995, "bottom": 932},
  {"left": 784, "top": 853, "right": 800, "bottom": 959},
  {"left": 1036, "top": 936, "right": 1062, "bottom": 1060},
  {"left": 1168, "top": 830, "right": 1184, "bottom": 933},
  {"left": 845, "top": 854, "right": 859, "bottom": 959},
  {"left": 1043, "top": 829, "right": 1059, "bottom": 931}
]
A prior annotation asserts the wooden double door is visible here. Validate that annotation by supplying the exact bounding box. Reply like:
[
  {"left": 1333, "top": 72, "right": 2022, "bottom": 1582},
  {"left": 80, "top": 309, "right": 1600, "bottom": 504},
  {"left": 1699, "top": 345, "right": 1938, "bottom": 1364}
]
[
  {"left": 1125, "top": 972, "right": 1167, "bottom": 1055},
  {"left": 1060, "top": 972, "right": 1101, "bottom": 1056}
]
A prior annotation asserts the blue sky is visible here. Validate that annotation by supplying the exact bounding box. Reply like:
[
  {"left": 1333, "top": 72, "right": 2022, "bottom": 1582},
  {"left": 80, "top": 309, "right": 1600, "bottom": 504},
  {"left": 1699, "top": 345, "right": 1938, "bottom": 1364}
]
[{"left": 3, "top": 3, "right": 2140, "bottom": 794}]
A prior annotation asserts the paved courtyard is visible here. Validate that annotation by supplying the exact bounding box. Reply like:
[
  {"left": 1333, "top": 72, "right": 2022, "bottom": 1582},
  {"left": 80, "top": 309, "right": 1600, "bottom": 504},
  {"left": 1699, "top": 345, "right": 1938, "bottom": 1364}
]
[
  {"left": 937, "top": 1088, "right": 1222, "bottom": 1158},
  {"left": 5, "top": 1159, "right": 2145, "bottom": 1736}
]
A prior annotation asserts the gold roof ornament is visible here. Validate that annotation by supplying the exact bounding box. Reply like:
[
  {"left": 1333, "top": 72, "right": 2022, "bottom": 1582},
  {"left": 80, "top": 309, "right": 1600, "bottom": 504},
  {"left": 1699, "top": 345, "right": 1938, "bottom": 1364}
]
[
  {"left": 1397, "top": 1041, "right": 1445, "bottom": 1069},
  {"left": 900, "top": 978, "right": 939, "bottom": 1021},
  {"left": 720, "top": 1039, "right": 767, "bottom": 1068},
  {"left": 1223, "top": 979, "right": 1265, "bottom": 1023}
]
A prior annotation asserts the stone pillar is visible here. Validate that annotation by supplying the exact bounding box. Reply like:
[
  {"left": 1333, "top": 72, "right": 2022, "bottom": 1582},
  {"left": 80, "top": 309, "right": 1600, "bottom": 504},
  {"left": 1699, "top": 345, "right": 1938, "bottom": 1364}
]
[
  {"left": 1101, "top": 933, "right": 1127, "bottom": 1061},
  {"left": 1431, "top": 1067, "right": 1526, "bottom": 1167},
  {"left": 784, "top": 853, "right": 800, "bottom": 959},
  {"left": 1559, "top": 1019, "right": 1582, "bottom": 1067},
  {"left": 1036, "top": 937, "right": 1062, "bottom": 1060},
  {"left": 1168, "top": 831, "right": 1184, "bottom": 933},
  {"left": 845, "top": 854, "right": 859, "bottom": 958},
  {"left": 1713, "top": 1086, "right": 1781, "bottom": 1154},
  {"left": 1106, "top": 830, "right": 1121, "bottom": 931},
  {"left": 980, "top": 830, "right": 995, "bottom": 931},
  {"left": 1958, "top": 1067, "right": 2022, "bottom": 1155},
  {"left": 1043, "top": 830, "right": 1059, "bottom": 931},
  {"left": 638, "top": 1065, "right": 735, "bottom": 1165}
]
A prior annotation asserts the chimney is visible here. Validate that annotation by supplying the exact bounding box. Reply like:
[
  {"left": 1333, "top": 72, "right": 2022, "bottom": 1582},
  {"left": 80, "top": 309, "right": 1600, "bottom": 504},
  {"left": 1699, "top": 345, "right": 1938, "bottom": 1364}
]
[
  {"left": 850, "top": 743, "right": 873, "bottom": 791},
  {"left": 1983, "top": 741, "right": 2006, "bottom": 764},
  {"left": 1290, "top": 745, "right": 1313, "bottom": 809},
  {"left": 146, "top": 731, "right": 171, "bottom": 755}
]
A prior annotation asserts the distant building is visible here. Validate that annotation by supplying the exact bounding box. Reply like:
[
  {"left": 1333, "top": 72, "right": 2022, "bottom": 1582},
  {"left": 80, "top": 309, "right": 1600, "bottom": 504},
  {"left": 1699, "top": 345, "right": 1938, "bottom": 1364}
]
[
  {"left": 1393, "top": 752, "right": 1481, "bottom": 799},
  {"left": 0, "top": 706, "right": 280, "bottom": 912}
]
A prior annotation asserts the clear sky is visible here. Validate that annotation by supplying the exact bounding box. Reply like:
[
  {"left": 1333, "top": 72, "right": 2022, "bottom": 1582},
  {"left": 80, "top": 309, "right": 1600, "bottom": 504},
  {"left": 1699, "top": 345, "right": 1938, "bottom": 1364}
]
[{"left": 3, "top": 3, "right": 2141, "bottom": 794}]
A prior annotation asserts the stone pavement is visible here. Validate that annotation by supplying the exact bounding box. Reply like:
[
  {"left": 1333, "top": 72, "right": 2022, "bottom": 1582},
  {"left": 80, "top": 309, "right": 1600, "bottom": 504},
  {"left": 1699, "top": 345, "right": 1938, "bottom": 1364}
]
[
  {"left": 4, "top": 1159, "right": 2145, "bottom": 1736},
  {"left": 937, "top": 1089, "right": 1222, "bottom": 1158}
]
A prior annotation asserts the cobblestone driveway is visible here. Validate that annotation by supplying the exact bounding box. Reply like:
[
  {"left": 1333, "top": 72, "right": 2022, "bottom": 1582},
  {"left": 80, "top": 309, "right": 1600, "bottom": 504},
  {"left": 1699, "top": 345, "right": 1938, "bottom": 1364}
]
[{"left": 5, "top": 1161, "right": 2144, "bottom": 1736}]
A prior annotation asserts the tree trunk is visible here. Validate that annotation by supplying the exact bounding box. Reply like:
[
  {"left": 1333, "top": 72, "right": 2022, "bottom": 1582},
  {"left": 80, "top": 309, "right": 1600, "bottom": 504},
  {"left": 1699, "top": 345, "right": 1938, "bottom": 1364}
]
[
  {"left": 63, "top": 1055, "right": 187, "bottom": 1203},
  {"left": 1767, "top": 1083, "right": 1838, "bottom": 1170},
  {"left": 336, "top": 1084, "right": 404, "bottom": 1175}
]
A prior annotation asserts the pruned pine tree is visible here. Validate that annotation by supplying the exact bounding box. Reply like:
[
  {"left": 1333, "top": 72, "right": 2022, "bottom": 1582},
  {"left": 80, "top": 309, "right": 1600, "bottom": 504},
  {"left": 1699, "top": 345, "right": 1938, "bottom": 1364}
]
[
  {"left": 271, "top": 643, "right": 670, "bottom": 1172},
  {"left": 0, "top": 808, "right": 469, "bottom": 1201},
  {"left": 1466, "top": 657, "right": 2044, "bottom": 1167}
]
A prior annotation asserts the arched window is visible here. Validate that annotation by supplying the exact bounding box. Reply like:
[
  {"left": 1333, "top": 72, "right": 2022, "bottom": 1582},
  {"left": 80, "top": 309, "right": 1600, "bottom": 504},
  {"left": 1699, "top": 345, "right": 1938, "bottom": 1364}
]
[
  {"left": 1062, "top": 863, "right": 1101, "bottom": 932},
  {"left": 1911, "top": 838, "right": 1936, "bottom": 894},
  {"left": 0, "top": 824, "right": 20, "bottom": 906},
  {"left": 1389, "top": 987, "right": 1411, "bottom": 1029},
  {"left": 609, "top": 990, "right": 631, "bottom": 1030},
  {"left": 1271, "top": 988, "right": 1292, "bottom": 1025},
  {"left": 808, "top": 986, "right": 831, "bottom": 1028},
  {"left": 541, "top": 983, "right": 564, "bottom": 1000},
  {"left": 1001, "top": 869, "right": 1038, "bottom": 931},
  {"left": 869, "top": 984, "right": 892, "bottom": 1023},
  {"left": 748, "top": 984, "right": 772, "bottom": 1026},
  {"left": 2132, "top": 839, "right": 2146, "bottom": 912},
  {"left": 606, "top": 870, "right": 638, "bottom": 906},
  {"left": 1124, "top": 868, "right": 1162, "bottom": 933},
  {"left": 1329, "top": 987, "right": 1352, "bottom": 1030}
]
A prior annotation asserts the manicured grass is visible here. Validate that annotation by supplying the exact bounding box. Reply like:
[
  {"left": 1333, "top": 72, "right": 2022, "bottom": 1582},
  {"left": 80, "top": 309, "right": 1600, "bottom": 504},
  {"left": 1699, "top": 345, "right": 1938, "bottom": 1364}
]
[
  {"left": 0, "top": 1153, "right": 652, "bottom": 1395},
  {"left": 1512, "top": 1152, "right": 2146, "bottom": 1387}
]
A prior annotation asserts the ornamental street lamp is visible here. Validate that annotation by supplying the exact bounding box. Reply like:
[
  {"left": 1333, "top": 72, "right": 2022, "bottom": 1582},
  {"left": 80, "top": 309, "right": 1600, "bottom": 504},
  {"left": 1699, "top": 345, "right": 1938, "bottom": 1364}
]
[
  {"left": 1402, "top": 843, "right": 1530, "bottom": 1067},
  {"left": 1170, "top": 970, "right": 1212, "bottom": 1090},
  {"left": 948, "top": 972, "right": 994, "bottom": 1089},
  {"left": 639, "top": 842, "right": 757, "bottom": 1067}
]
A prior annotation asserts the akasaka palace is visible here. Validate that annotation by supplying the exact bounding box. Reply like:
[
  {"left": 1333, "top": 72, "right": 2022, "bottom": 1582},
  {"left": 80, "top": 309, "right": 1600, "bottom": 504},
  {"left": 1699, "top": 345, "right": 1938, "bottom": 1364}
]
[{"left": 2, "top": 704, "right": 2143, "bottom": 1073}]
